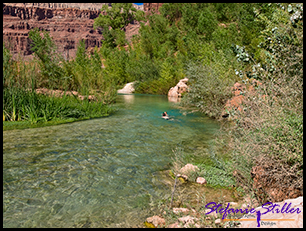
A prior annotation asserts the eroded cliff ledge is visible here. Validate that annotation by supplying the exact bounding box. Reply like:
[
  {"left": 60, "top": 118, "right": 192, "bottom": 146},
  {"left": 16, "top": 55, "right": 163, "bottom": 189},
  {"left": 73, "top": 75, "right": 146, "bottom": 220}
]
[{"left": 3, "top": 3, "right": 144, "bottom": 60}]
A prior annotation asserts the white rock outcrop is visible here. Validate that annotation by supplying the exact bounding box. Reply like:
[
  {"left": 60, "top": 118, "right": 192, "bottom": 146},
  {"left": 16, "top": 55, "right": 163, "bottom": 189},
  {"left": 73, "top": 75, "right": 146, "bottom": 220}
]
[
  {"left": 168, "top": 78, "right": 188, "bottom": 98},
  {"left": 117, "top": 82, "right": 135, "bottom": 94}
]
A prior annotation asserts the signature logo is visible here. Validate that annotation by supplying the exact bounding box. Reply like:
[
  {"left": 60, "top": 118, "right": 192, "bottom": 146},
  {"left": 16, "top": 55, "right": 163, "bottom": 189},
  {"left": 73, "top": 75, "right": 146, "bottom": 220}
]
[{"left": 204, "top": 201, "right": 302, "bottom": 227}]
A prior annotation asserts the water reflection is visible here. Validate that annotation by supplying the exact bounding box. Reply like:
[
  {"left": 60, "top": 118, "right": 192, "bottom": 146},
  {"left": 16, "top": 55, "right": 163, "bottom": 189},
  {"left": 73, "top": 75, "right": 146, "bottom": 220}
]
[
  {"left": 168, "top": 96, "right": 181, "bottom": 103},
  {"left": 122, "top": 94, "right": 135, "bottom": 104}
]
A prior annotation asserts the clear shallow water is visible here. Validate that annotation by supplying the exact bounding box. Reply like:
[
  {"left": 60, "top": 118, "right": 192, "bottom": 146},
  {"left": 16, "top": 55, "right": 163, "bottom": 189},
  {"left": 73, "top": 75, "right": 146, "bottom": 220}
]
[{"left": 3, "top": 94, "right": 220, "bottom": 228}]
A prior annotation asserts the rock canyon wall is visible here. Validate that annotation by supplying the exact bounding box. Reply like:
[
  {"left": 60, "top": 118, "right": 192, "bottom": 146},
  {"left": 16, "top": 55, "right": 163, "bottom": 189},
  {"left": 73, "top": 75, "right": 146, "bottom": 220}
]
[
  {"left": 143, "top": 3, "right": 163, "bottom": 15},
  {"left": 3, "top": 3, "right": 146, "bottom": 60}
]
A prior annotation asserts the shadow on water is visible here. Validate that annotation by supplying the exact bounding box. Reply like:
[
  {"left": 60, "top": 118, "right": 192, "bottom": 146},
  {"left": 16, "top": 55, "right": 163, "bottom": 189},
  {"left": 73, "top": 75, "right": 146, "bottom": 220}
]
[{"left": 3, "top": 94, "right": 232, "bottom": 228}]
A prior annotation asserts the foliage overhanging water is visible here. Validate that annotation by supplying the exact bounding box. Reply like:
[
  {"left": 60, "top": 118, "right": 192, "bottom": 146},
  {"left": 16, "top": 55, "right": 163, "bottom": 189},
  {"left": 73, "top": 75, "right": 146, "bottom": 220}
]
[{"left": 3, "top": 94, "right": 221, "bottom": 227}]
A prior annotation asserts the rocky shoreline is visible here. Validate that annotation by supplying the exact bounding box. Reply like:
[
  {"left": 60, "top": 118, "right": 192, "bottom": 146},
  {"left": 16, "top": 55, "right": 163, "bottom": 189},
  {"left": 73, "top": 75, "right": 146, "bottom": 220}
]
[{"left": 143, "top": 164, "right": 252, "bottom": 228}]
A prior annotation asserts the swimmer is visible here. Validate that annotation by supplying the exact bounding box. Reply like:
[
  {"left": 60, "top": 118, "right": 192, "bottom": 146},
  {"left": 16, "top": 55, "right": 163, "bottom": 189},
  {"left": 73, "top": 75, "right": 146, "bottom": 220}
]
[{"left": 162, "top": 112, "right": 170, "bottom": 120}]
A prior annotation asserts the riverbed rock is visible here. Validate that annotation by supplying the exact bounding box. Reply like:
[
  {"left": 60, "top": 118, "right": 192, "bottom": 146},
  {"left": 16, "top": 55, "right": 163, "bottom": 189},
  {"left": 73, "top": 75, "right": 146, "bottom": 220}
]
[
  {"left": 196, "top": 177, "right": 207, "bottom": 185},
  {"left": 145, "top": 215, "right": 165, "bottom": 228},
  {"left": 177, "top": 163, "right": 199, "bottom": 180},
  {"left": 178, "top": 215, "right": 200, "bottom": 228},
  {"left": 180, "top": 163, "right": 199, "bottom": 174},
  {"left": 215, "top": 218, "right": 221, "bottom": 225},
  {"left": 167, "top": 222, "right": 181, "bottom": 228},
  {"left": 173, "top": 207, "right": 190, "bottom": 215},
  {"left": 34, "top": 88, "right": 96, "bottom": 101},
  {"left": 204, "top": 209, "right": 218, "bottom": 218}
]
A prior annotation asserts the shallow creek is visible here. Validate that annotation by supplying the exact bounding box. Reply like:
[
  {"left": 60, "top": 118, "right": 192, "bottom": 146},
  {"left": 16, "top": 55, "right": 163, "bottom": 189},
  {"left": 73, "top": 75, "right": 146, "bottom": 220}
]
[{"left": 3, "top": 94, "right": 234, "bottom": 227}]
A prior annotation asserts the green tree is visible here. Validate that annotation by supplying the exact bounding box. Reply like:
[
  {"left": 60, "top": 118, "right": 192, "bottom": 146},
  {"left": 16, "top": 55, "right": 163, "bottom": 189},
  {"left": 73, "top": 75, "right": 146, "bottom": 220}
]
[
  {"left": 94, "top": 3, "right": 145, "bottom": 48},
  {"left": 3, "top": 43, "right": 13, "bottom": 86},
  {"left": 28, "top": 28, "right": 64, "bottom": 88},
  {"left": 197, "top": 7, "right": 218, "bottom": 41},
  {"left": 159, "top": 3, "right": 183, "bottom": 24}
]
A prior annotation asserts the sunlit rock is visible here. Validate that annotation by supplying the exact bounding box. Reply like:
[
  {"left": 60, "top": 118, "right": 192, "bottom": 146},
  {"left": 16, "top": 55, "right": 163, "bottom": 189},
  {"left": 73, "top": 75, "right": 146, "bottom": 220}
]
[
  {"left": 145, "top": 215, "right": 165, "bottom": 228},
  {"left": 168, "top": 78, "right": 188, "bottom": 98},
  {"left": 173, "top": 207, "right": 190, "bottom": 215},
  {"left": 178, "top": 215, "right": 199, "bottom": 228},
  {"left": 196, "top": 177, "right": 207, "bottom": 185},
  {"left": 117, "top": 82, "right": 135, "bottom": 94}
]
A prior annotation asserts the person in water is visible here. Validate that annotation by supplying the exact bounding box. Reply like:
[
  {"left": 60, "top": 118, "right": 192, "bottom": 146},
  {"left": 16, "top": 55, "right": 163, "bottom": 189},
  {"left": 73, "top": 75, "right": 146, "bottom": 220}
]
[{"left": 162, "top": 112, "right": 169, "bottom": 119}]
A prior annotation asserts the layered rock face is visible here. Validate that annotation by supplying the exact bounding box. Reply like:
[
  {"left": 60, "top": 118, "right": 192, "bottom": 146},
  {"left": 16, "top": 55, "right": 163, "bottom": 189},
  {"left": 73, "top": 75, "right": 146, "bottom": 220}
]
[
  {"left": 3, "top": 3, "right": 105, "bottom": 60},
  {"left": 3, "top": 3, "right": 144, "bottom": 60},
  {"left": 132, "top": 3, "right": 144, "bottom": 11},
  {"left": 18, "top": 3, "right": 111, "bottom": 11},
  {"left": 143, "top": 3, "right": 163, "bottom": 14}
]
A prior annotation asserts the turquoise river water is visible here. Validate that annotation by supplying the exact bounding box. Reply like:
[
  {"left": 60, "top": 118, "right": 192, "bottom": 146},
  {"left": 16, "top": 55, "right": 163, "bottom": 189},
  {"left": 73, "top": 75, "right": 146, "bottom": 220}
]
[{"left": 3, "top": 94, "right": 222, "bottom": 228}]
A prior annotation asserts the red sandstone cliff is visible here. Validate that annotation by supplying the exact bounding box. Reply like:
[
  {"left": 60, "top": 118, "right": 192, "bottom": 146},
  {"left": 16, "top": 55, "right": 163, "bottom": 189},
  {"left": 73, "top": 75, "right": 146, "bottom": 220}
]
[
  {"left": 3, "top": 3, "right": 105, "bottom": 60},
  {"left": 3, "top": 3, "right": 145, "bottom": 60}
]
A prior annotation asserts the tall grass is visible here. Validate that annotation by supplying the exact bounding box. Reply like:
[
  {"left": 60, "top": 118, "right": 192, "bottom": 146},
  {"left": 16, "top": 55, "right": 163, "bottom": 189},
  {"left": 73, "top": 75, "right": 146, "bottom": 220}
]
[{"left": 3, "top": 80, "right": 113, "bottom": 124}]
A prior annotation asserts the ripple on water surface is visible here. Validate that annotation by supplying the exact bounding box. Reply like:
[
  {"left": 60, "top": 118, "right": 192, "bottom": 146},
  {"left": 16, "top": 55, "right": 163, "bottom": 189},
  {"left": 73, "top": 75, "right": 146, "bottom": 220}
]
[{"left": 3, "top": 94, "right": 220, "bottom": 227}]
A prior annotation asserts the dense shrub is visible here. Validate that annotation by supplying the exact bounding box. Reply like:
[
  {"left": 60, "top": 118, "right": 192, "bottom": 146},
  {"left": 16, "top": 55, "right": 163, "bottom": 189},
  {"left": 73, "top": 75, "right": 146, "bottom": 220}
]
[
  {"left": 28, "top": 28, "right": 65, "bottom": 89},
  {"left": 219, "top": 3, "right": 303, "bottom": 201}
]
